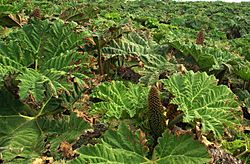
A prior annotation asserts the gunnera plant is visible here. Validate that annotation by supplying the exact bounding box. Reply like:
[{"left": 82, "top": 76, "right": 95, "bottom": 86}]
[
  {"left": 196, "top": 28, "right": 205, "bottom": 45},
  {"left": 147, "top": 86, "right": 166, "bottom": 140}
]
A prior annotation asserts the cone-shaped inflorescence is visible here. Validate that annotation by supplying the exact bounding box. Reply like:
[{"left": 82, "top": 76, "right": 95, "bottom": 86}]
[
  {"left": 196, "top": 28, "right": 205, "bottom": 45},
  {"left": 29, "top": 8, "right": 41, "bottom": 19},
  {"left": 147, "top": 86, "right": 166, "bottom": 139}
]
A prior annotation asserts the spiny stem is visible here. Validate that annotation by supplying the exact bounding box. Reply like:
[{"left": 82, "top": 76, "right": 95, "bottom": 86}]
[
  {"left": 36, "top": 96, "right": 52, "bottom": 118},
  {"left": 18, "top": 114, "right": 35, "bottom": 120},
  {"left": 35, "top": 59, "right": 38, "bottom": 70},
  {"left": 168, "top": 113, "right": 184, "bottom": 128}
]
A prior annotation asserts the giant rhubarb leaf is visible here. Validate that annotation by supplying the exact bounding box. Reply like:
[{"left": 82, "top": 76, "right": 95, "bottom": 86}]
[
  {"left": 72, "top": 123, "right": 150, "bottom": 164},
  {"left": 90, "top": 81, "right": 149, "bottom": 121},
  {"left": 162, "top": 71, "right": 241, "bottom": 138},
  {"left": 154, "top": 131, "right": 210, "bottom": 164},
  {"left": 0, "top": 117, "right": 43, "bottom": 162},
  {"left": 0, "top": 113, "right": 89, "bottom": 163},
  {"left": 72, "top": 123, "right": 210, "bottom": 164},
  {"left": 0, "top": 19, "right": 87, "bottom": 103},
  {"left": 102, "top": 32, "right": 176, "bottom": 84}
]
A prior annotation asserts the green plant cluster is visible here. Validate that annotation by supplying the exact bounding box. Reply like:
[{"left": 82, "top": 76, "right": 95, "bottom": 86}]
[{"left": 0, "top": 0, "right": 250, "bottom": 163}]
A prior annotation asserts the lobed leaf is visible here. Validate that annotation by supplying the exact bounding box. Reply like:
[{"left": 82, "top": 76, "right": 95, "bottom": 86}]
[
  {"left": 234, "top": 61, "right": 250, "bottom": 80},
  {"left": 73, "top": 123, "right": 210, "bottom": 164},
  {"left": 72, "top": 123, "right": 150, "bottom": 164},
  {"left": 102, "top": 32, "right": 175, "bottom": 84},
  {"left": 17, "top": 69, "right": 47, "bottom": 102},
  {"left": 164, "top": 32, "right": 240, "bottom": 71},
  {"left": 154, "top": 131, "right": 211, "bottom": 164},
  {"left": 102, "top": 123, "right": 148, "bottom": 156},
  {"left": 38, "top": 113, "right": 89, "bottom": 156},
  {"left": 0, "top": 113, "right": 89, "bottom": 162},
  {"left": 162, "top": 71, "right": 241, "bottom": 138},
  {"left": 90, "top": 81, "right": 149, "bottom": 121},
  {"left": 72, "top": 143, "right": 150, "bottom": 164},
  {"left": 0, "top": 117, "right": 43, "bottom": 162},
  {"left": 0, "top": 19, "right": 88, "bottom": 103}
]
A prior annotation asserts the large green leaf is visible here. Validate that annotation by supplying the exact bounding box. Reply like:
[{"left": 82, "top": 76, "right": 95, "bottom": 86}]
[
  {"left": 72, "top": 123, "right": 150, "bottom": 164},
  {"left": 154, "top": 131, "right": 210, "bottom": 164},
  {"left": 102, "top": 32, "right": 154, "bottom": 59},
  {"left": 90, "top": 81, "right": 149, "bottom": 121},
  {"left": 162, "top": 71, "right": 241, "bottom": 138},
  {"left": 0, "top": 19, "right": 81, "bottom": 66},
  {"left": 72, "top": 123, "right": 210, "bottom": 164},
  {"left": 59, "top": 4, "right": 98, "bottom": 23},
  {"left": 139, "top": 56, "right": 177, "bottom": 85},
  {"left": 0, "top": 113, "right": 89, "bottom": 163},
  {"left": 234, "top": 61, "right": 250, "bottom": 80},
  {"left": 17, "top": 69, "right": 47, "bottom": 102},
  {"left": 40, "top": 51, "right": 80, "bottom": 71},
  {"left": 0, "top": 117, "right": 43, "bottom": 162},
  {"left": 102, "top": 123, "right": 148, "bottom": 156},
  {"left": 102, "top": 32, "right": 175, "bottom": 84},
  {"left": 163, "top": 32, "right": 240, "bottom": 71},
  {"left": 72, "top": 143, "right": 150, "bottom": 164},
  {"left": 0, "top": 19, "right": 88, "bottom": 104},
  {"left": 0, "top": 54, "right": 23, "bottom": 69},
  {"left": 38, "top": 113, "right": 90, "bottom": 157}
]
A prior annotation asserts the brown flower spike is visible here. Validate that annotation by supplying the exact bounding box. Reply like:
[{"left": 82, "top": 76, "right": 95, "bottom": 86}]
[
  {"left": 196, "top": 28, "right": 205, "bottom": 45},
  {"left": 147, "top": 86, "right": 166, "bottom": 139},
  {"left": 29, "top": 8, "right": 41, "bottom": 19}
]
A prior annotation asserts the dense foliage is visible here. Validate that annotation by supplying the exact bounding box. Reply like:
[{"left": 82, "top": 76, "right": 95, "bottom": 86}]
[{"left": 0, "top": 0, "right": 250, "bottom": 163}]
